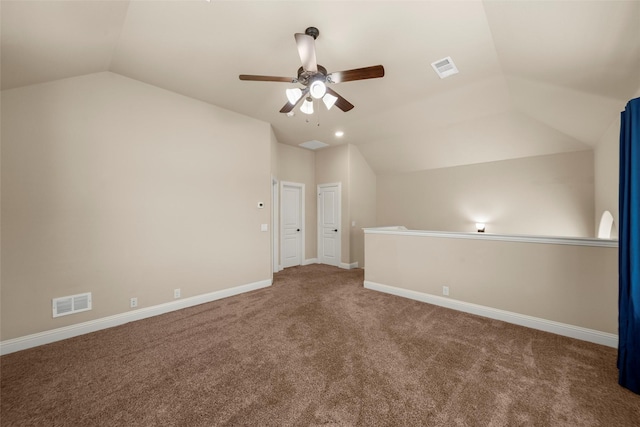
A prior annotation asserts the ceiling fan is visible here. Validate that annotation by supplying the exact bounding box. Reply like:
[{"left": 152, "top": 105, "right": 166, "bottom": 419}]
[{"left": 239, "top": 27, "right": 385, "bottom": 115}]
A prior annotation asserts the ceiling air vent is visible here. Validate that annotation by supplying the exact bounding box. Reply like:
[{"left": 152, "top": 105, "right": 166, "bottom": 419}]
[
  {"left": 431, "top": 56, "right": 459, "bottom": 79},
  {"left": 53, "top": 292, "right": 92, "bottom": 318},
  {"left": 299, "top": 140, "right": 329, "bottom": 150}
]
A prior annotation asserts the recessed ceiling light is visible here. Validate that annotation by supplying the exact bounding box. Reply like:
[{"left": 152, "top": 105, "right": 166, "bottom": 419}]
[{"left": 335, "top": 131, "right": 344, "bottom": 137}]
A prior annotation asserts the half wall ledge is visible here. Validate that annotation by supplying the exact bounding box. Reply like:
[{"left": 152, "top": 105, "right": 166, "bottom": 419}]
[
  {"left": 363, "top": 227, "right": 618, "bottom": 347},
  {"left": 363, "top": 227, "right": 618, "bottom": 248}
]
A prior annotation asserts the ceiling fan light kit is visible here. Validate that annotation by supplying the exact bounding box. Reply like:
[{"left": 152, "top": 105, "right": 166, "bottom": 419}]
[
  {"left": 309, "top": 80, "right": 327, "bottom": 99},
  {"left": 323, "top": 93, "right": 338, "bottom": 110},
  {"left": 300, "top": 97, "right": 314, "bottom": 115},
  {"left": 239, "top": 27, "right": 385, "bottom": 116},
  {"left": 286, "top": 87, "right": 303, "bottom": 104}
]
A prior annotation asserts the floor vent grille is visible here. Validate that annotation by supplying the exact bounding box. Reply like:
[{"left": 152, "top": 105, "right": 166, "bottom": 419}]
[{"left": 52, "top": 293, "right": 92, "bottom": 318}]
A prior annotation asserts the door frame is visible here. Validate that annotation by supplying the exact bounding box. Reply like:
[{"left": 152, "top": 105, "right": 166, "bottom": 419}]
[
  {"left": 280, "top": 181, "right": 305, "bottom": 268},
  {"left": 272, "top": 176, "right": 279, "bottom": 273},
  {"left": 317, "top": 182, "right": 342, "bottom": 267}
]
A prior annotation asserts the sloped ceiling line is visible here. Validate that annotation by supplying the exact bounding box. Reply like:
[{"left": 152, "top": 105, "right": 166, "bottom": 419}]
[
  {"left": 106, "top": 0, "right": 132, "bottom": 74},
  {"left": 2, "top": 0, "right": 639, "bottom": 174}
]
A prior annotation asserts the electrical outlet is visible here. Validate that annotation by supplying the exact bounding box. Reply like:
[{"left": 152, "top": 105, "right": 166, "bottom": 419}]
[
  {"left": 174, "top": 288, "right": 181, "bottom": 299},
  {"left": 130, "top": 297, "right": 138, "bottom": 308},
  {"left": 442, "top": 286, "right": 449, "bottom": 296}
]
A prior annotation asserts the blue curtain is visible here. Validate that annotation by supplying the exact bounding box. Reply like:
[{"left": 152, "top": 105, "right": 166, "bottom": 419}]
[{"left": 619, "top": 97, "right": 640, "bottom": 394}]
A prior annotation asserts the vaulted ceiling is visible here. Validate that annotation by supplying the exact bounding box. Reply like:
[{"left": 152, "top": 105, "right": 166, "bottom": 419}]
[{"left": 2, "top": 0, "right": 639, "bottom": 173}]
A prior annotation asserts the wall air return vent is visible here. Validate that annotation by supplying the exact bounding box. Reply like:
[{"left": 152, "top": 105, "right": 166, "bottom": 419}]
[
  {"left": 52, "top": 293, "right": 92, "bottom": 318},
  {"left": 431, "top": 56, "right": 459, "bottom": 79}
]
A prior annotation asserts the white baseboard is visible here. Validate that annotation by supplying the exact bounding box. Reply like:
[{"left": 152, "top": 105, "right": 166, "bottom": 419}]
[
  {"left": 300, "top": 259, "right": 356, "bottom": 269},
  {"left": 340, "top": 262, "right": 359, "bottom": 270},
  {"left": 0, "top": 279, "right": 272, "bottom": 356},
  {"left": 363, "top": 280, "right": 618, "bottom": 348}
]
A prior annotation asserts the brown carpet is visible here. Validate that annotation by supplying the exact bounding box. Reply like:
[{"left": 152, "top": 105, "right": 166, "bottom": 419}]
[{"left": 1, "top": 264, "right": 639, "bottom": 426}]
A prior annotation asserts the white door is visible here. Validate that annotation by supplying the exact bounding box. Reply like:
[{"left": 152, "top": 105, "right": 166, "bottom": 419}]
[
  {"left": 318, "top": 183, "right": 341, "bottom": 267},
  {"left": 281, "top": 182, "right": 304, "bottom": 268}
]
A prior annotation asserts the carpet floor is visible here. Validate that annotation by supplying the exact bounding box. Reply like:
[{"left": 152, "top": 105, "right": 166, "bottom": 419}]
[{"left": 1, "top": 264, "right": 639, "bottom": 426}]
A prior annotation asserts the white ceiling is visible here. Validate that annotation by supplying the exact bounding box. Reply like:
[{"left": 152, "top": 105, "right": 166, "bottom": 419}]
[{"left": 2, "top": 0, "right": 639, "bottom": 173}]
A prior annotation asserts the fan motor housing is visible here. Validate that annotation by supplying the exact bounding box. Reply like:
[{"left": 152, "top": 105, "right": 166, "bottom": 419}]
[{"left": 297, "top": 65, "right": 327, "bottom": 86}]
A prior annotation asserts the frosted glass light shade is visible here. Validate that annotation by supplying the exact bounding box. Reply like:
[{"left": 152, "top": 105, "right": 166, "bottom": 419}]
[
  {"left": 322, "top": 93, "right": 338, "bottom": 110},
  {"left": 300, "top": 98, "right": 314, "bottom": 115},
  {"left": 286, "top": 88, "right": 303, "bottom": 104},
  {"left": 309, "top": 80, "right": 327, "bottom": 99}
]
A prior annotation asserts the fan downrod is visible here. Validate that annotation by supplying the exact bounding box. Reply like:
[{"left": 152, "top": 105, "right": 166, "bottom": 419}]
[{"left": 305, "top": 27, "right": 320, "bottom": 40}]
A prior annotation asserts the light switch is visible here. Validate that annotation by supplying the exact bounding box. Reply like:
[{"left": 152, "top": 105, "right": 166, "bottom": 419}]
[
  {"left": 261, "top": 224, "right": 268, "bottom": 232},
  {"left": 352, "top": 221, "right": 356, "bottom": 227}
]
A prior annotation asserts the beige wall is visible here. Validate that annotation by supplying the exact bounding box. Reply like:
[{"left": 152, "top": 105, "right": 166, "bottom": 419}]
[
  {"left": 315, "top": 145, "right": 350, "bottom": 265},
  {"left": 348, "top": 145, "right": 376, "bottom": 268},
  {"left": 1, "top": 72, "right": 272, "bottom": 340},
  {"left": 275, "top": 143, "right": 316, "bottom": 262},
  {"left": 593, "top": 87, "right": 640, "bottom": 238},
  {"left": 364, "top": 232, "right": 617, "bottom": 334},
  {"left": 270, "top": 127, "right": 279, "bottom": 179},
  {"left": 269, "top": 128, "right": 279, "bottom": 272},
  {"left": 275, "top": 143, "right": 377, "bottom": 268},
  {"left": 377, "top": 150, "right": 595, "bottom": 237},
  {"left": 594, "top": 117, "right": 620, "bottom": 238}
]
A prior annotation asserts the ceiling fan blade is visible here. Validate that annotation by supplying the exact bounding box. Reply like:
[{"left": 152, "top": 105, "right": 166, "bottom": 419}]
[
  {"left": 279, "top": 88, "right": 309, "bottom": 113},
  {"left": 279, "top": 102, "right": 295, "bottom": 114},
  {"left": 326, "top": 87, "right": 354, "bottom": 112},
  {"left": 328, "top": 65, "right": 385, "bottom": 83},
  {"left": 239, "top": 75, "right": 296, "bottom": 83},
  {"left": 294, "top": 33, "right": 318, "bottom": 72}
]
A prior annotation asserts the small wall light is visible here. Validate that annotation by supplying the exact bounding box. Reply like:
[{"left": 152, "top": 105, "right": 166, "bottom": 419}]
[{"left": 476, "top": 223, "right": 485, "bottom": 233}]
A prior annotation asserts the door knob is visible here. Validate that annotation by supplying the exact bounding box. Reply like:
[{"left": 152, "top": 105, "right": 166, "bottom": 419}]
[
  {"left": 333, "top": 229, "right": 338, "bottom": 232},
  {"left": 297, "top": 229, "right": 300, "bottom": 232}
]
